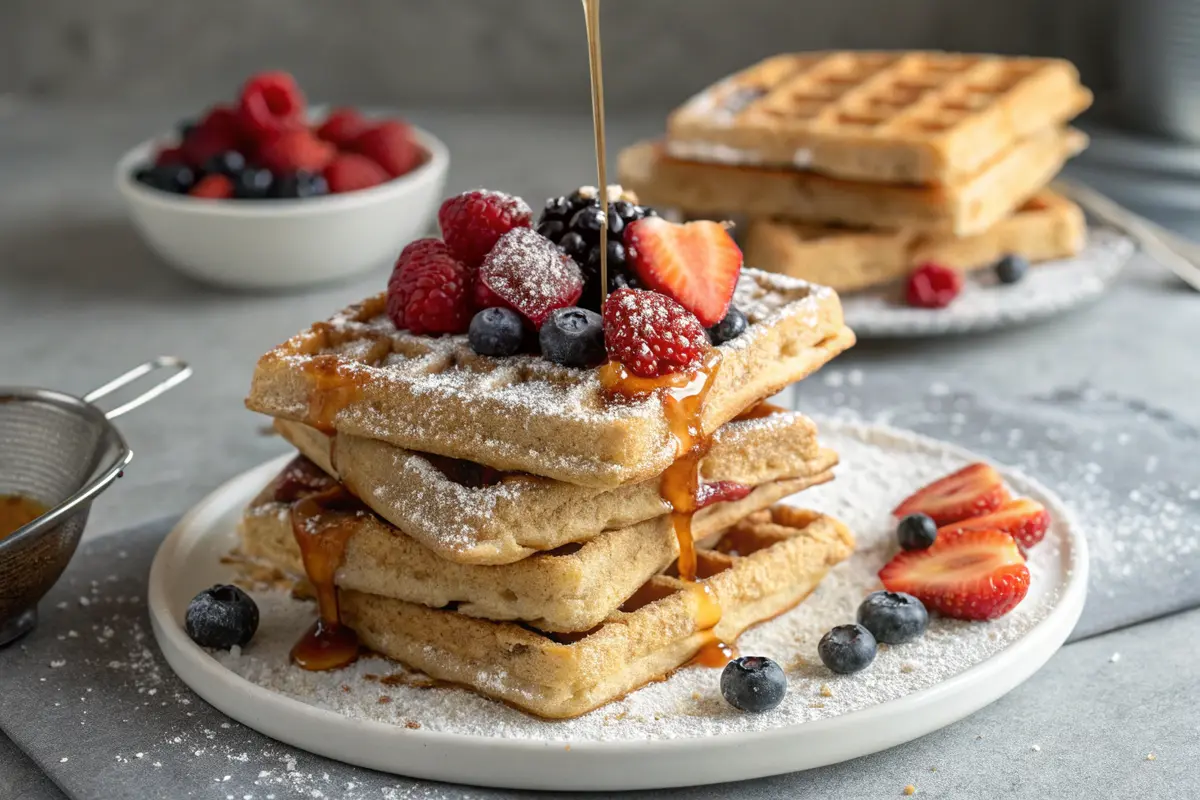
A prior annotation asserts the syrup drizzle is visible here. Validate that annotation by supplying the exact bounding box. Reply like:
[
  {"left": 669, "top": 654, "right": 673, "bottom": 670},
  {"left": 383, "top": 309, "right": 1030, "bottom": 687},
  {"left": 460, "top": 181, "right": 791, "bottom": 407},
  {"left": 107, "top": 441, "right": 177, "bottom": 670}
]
[
  {"left": 600, "top": 349, "right": 738, "bottom": 665},
  {"left": 300, "top": 354, "right": 365, "bottom": 435},
  {"left": 289, "top": 486, "right": 362, "bottom": 671},
  {"left": 582, "top": 0, "right": 610, "bottom": 303}
]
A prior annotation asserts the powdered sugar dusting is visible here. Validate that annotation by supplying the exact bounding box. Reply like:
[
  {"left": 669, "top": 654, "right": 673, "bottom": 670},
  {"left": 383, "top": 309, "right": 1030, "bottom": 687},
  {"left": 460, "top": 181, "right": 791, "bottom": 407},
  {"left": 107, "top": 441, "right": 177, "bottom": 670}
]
[
  {"left": 213, "top": 420, "right": 1068, "bottom": 741},
  {"left": 480, "top": 227, "right": 583, "bottom": 327}
]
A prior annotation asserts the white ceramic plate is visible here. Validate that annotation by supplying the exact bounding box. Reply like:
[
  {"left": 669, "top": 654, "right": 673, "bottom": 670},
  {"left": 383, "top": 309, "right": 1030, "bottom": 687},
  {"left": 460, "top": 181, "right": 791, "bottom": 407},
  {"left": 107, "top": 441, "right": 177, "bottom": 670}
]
[
  {"left": 842, "top": 229, "right": 1135, "bottom": 338},
  {"left": 149, "top": 420, "right": 1087, "bottom": 791}
]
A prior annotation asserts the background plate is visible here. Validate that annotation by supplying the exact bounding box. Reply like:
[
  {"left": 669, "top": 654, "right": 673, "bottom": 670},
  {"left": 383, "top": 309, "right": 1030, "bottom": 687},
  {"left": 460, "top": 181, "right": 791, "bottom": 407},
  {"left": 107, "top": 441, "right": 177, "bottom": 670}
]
[
  {"left": 842, "top": 229, "right": 1134, "bottom": 339},
  {"left": 148, "top": 419, "right": 1087, "bottom": 791}
]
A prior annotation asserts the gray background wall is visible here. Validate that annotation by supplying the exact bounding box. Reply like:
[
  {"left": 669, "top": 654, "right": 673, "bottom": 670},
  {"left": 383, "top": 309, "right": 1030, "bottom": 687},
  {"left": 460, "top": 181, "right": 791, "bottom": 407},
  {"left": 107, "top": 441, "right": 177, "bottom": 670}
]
[{"left": 0, "top": 0, "right": 1115, "bottom": 112}]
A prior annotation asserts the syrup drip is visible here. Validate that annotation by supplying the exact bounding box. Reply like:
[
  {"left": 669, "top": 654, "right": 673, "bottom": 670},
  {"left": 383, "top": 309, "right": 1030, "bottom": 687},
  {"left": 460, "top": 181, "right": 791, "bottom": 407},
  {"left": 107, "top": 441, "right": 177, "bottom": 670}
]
[
  {"left": 692, "top": 635, "right": 739, "bottom": 668},
  {"left": 300, "top": 354, "right": 365, "bottom": 435},
  {"left": 600, "top": 350, "right": 736, "bottom": 663},
  {"left": 582, "top": 0, "right": 610, "bottom": 303},
  {"left": 733, "top": 401, "right": 789, "bottom": 421},
  {"left": 289, "top": 486, "right": 362, "bottom": 670}
]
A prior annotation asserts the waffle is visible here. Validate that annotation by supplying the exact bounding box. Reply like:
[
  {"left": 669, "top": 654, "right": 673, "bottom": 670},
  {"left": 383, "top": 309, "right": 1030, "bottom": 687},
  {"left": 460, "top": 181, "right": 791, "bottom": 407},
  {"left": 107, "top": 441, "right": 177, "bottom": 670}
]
[
  {"left": 273, "top": 405, "right": 823, "bottom": 565},
  {"left": 246, "top": 269, "right": 853, "bottom": 489},
  {"left": 619, "top": 128, "right": 1087, "bottom": 237},
  {"left": 240, "top": 449, "right": 836, "bottom": 632},
  {"left": 743, "top": 189, "right": 1087, "bottom": 293},
  {"left": 292, "top": 506, "right": 853, "bottom": 718},
  {"left": 666, "top": 51, "right": 1092, "bottom": 184}
]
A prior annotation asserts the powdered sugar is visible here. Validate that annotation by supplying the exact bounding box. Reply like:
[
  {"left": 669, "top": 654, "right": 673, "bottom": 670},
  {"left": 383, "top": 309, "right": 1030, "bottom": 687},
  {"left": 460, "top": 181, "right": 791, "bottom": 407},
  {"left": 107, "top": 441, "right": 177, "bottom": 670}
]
[
  {"left": 479, "top": 227, "right": 583, "bottom": 327},
  {"left": 213, "top": 420, "right": 1069, "bottom": 742},
  {"left": 841, "top": 230, "right": 1134, "bottom": 338}
]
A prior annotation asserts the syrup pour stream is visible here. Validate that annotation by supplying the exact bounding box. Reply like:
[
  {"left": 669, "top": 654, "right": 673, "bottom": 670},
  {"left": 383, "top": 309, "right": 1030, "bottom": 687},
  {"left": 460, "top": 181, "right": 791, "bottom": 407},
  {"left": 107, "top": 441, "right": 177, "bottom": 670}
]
[{"left": 582, "top": 0, "right": 610, "bottom": 303}]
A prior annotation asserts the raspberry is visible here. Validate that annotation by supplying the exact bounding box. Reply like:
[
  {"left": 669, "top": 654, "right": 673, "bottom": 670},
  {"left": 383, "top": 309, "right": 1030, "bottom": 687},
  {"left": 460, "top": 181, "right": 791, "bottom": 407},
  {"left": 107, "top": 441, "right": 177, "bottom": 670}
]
[
  {"left": 602, "top": 288, "right": 708, "bottom": 378},
  {"left": 255, "top": 130, "right": 336, "bottom": 175},
  {"left": 189, "top": 174, "right": 235, "bottom": 199},
  {"left": 387, "top": 239, "right": 472, "bottom": 335},
  {"left": 196, "top": 104, "right": 243, "bottom": 141},
  {"left": 238, "top": 71, "right": 307, "bottom": 142},
  {"left": 906, "top": 263, "right": 963, "bottom": 309},
  {"left": 154, "top": 146, "right": 186, "bottom": 166},
  {"left": 471, "top": 279, "right": 512, "bottom": 312},
  {"left": 350, "top": 121, "right": 422, "bottom": 179},
  {"left": 323, "top": 153, "right": 389, "bottom": 194},
  {"left": 438, "top": 190, "right": 533, "bottom": 268},
  {"left": 478, "top": 228, "right": 583, "bottom": 328},
  {"left": 180, "top": 127, "right": 241, "bottom": 170},
  {"left": 315, "top": 108, "right": 371, "bottom": 148}
]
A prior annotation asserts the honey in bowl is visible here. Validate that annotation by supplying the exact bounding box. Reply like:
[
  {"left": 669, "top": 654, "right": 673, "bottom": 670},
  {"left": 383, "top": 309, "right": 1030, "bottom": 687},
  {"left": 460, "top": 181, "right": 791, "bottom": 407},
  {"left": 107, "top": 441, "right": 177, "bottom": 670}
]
[{"left": 0, "top": 494, "right": 48, "bottom": 541}]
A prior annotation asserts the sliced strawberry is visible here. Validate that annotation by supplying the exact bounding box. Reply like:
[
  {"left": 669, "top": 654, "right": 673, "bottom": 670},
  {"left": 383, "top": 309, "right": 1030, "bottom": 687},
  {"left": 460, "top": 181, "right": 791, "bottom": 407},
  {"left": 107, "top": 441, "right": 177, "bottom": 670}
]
[
  {"left": 623, "top": 218, "right": 742, "bottom": 327},
  {"left": 938, "top": 498, "right": 1051, "bottom": 550},
  {"left": 893, "top": 463, "right": 1010, "bottom": 526},
  {"left": 879, "top": 529, "right": 1030, "bottom": 621}
]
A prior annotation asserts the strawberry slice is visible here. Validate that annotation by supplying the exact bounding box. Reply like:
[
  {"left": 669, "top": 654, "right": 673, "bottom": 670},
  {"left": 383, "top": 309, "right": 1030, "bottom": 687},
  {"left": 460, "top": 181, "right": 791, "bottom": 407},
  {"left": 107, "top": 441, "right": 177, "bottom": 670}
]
[
  {"left": 938, "top": 498, "right": 1051, "bottom": 550},
  {"left": 879, "top": 529, "right": 1030, "bottom": 621},
  {"left": 893, "top": 463, "right": 1010, "bottom": 526},
  {"left": 623, "top": 217, "right": 742, "bottom": 327}
]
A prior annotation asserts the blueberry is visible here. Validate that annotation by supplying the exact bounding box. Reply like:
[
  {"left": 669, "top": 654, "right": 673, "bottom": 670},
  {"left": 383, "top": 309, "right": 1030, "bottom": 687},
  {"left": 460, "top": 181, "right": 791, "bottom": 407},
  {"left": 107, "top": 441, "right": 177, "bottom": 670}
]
[
  {"left": 537, "top": 220, "right": 566, "bottom": 242},
  {"left": 203, "top": 150, "right": 247, "bottom": 177},
  {"left": 995, "top": 253, "right": 1030, "bottom": 285},
  {"left": 539, "top": 307, "right": 606, "bottom": 368},
  {"left": 857, "top": 591, "right": 928, "bottom": 644},
  {"left": 233, "top": 168, "right": 274, "bottom": 200},
  {"left": 720, "top": 656, "right": 787, "bottom": 713},
  {"left": 707, "top": 307, "right": 748, "bottom": 345},
  {"left": 818, "top": 624, "right": 877, "bottom": 674},
  {"left": 541, "top": 196, "right": 574, "bottom": 223},
  {"left": 468, "top": 307, "right": 525, "bottom": 357},
  {"left": 558, "top": 231, "right": 588, "bottom": 262},
  {"left": 185, "top": 585, "right": 259, "bottom": 650},
  {"left": 270, "top": 170, "right": 329, "bottom": 199},
  {"left": 135, "top": 163, "right": 196, "bottom": 194},
  {"left": 897, "top": 513, "right": 938, "bottom": 551}
]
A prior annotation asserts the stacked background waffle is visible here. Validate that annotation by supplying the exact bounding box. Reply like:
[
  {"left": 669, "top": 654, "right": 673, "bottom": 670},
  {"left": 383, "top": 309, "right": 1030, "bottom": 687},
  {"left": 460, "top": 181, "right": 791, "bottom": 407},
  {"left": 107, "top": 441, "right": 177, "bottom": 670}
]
[
  {"left": 240, "top": 269, "right": 856, "bottom": 718},
  {"left": 619, "top": 51, "right": 1092, "bottom": 293}
]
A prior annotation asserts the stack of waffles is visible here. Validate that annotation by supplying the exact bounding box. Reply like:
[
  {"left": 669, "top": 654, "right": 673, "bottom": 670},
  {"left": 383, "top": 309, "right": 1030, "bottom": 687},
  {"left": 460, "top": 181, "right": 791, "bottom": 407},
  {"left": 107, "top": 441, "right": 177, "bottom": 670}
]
[
  {"left": 239, "top": 269, "right": 857, "bottom": 718},
  {"left": 619, "top": 51, "right": 1093, "bottom": 293}
]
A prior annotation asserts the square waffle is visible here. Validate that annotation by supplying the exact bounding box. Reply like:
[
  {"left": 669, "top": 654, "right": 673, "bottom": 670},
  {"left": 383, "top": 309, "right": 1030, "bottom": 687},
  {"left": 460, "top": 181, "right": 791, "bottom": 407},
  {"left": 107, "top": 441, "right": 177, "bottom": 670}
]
[
  {"left": 252, "top": 506, "right": 854, "bottom": 719},
  {"left": 743, "top": 189, "right": 1087, "bottom": 293},
  {"left": 246, "top": 269, "right": 853, "bottom": 489},
  {"left": 666, "top": 51, "right": 1092, "bottom": 184},
  {"left": 619, "top": 127, "right": 1087, "bottom": 237},
  {"left": 272, "top": 405, "right": 823, "bottom": 565},
  {"left": 239, "top": 452, "right": 836, "bottom": 633}
]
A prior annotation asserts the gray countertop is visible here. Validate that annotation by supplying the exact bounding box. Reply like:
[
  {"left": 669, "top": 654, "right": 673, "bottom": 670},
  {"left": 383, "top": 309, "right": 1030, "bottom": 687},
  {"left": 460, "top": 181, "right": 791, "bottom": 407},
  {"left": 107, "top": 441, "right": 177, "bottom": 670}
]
[{"left": 1, "top": 104, "right": 1198, "bottom": 798}]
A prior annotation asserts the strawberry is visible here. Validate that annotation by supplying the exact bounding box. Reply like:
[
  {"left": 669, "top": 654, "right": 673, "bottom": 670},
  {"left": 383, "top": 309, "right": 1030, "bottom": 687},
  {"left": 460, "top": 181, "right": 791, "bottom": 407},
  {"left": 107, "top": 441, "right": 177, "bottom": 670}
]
[
  {"left": 939, "top": 498, "right": 1051, "bottom": 550},
  {"left": 893, "top": 463, "right": 1010, "bottom": 526},
  {"left": 623, "top": 217, "right": 742, "bottom": 327},
  {"left": 879, "top": 529, "right": 1030, "bottom": 620},
  {"left": 255, "top": 130, "right": 336, "bottom": 175},
  {"left": 189, "top": 174, "right": 235, "bottom": 199},
  {"left": 315, "top": 108, "right": 371, "bottom": 148},
  {"left": 323, "top": 153, "right": 389, "bottom": 194}
]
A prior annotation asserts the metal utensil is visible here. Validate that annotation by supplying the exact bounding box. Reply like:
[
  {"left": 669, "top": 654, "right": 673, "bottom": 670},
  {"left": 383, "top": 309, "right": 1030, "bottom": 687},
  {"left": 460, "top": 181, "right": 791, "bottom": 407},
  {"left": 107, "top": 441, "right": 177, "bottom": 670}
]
[
  {"left": 1054, "top": 178, "right": 1200, "bottom": 292},
  {"left": 0, "top": 357, "right": 191, "bottom": 645}
]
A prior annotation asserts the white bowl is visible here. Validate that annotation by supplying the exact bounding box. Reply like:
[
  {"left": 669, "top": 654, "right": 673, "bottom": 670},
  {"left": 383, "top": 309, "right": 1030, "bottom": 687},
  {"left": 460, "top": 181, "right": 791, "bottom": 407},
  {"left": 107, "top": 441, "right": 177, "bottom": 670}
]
[{"left": 114, "top": 125, "right": 449, "bottom": 290}]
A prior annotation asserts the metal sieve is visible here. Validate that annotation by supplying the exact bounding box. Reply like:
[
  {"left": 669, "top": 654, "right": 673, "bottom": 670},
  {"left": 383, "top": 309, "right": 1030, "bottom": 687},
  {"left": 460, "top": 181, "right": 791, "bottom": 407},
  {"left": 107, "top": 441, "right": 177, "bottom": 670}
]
[{"left": 0, "top": 356, "right": 191, "bottom": 645}]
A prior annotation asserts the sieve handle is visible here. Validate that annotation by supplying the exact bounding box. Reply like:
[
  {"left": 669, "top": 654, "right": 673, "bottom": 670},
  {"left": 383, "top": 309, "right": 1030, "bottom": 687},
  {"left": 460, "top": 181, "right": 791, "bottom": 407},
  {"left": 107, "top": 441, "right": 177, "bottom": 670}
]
[{"left": 84, "top": 357, "right": 193, "bottom": 419}]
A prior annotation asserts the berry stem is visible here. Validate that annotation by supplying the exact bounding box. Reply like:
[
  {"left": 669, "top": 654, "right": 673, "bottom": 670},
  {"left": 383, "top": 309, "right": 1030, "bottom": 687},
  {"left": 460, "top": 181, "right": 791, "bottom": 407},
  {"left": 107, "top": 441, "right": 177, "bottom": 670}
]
[{"left": 582, "top": 0, "right": 609, "bottom": 305}]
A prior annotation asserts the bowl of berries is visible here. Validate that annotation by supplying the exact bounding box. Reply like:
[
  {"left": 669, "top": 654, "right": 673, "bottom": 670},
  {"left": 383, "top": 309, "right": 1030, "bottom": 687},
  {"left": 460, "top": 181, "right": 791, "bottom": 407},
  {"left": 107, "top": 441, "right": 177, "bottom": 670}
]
[{"left": 115, "top": 71, "right": 449, "bottom": 290}]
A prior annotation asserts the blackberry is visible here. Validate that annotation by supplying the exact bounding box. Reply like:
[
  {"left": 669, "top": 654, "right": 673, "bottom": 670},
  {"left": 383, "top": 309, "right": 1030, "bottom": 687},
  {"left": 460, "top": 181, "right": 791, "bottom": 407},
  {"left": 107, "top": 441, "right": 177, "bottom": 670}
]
[
  {"left": 558, "top": 232, "right": 588, "bottom": 262},
  {"left": 541, "top": 196, "right": 574, "bottom": 223},
  {"left": 537, "top": 220, "right": 566, "bottom": 243}
]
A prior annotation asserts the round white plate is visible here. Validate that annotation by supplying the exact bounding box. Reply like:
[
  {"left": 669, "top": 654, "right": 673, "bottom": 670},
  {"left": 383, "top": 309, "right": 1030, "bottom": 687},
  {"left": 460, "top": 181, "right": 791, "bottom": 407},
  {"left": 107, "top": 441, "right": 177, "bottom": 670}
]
[
  {"left": 841, "top": 229, "right": 1135, "bottom": 338},
  {"left": 149, "top": 420, "right": 1088, "bottom": 791}
]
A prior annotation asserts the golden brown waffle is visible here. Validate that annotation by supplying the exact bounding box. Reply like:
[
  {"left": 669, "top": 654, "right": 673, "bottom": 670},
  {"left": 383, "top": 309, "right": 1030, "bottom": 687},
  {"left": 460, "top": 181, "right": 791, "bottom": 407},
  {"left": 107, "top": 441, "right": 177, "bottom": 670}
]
[
  {"left": 743, "top": 189, "right": 1087, "bottom": 293},
  {"left": 619, "top": 128, "right": 1087, "bottom": 237},
  {"left": 666, "top": 51, "right": 1092, "bottom": 184},
  {"left": 246, "top": 270, "right": 853, "bottom": 489},
  {"left": 240, "top": 453, "right": 836, "bottom": 632},
  {"left": 273, "top": 406, "right": 823, "bottom": 565},
  {"left": 328, "top": 506, "right": 854, "bottom": 718}
]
